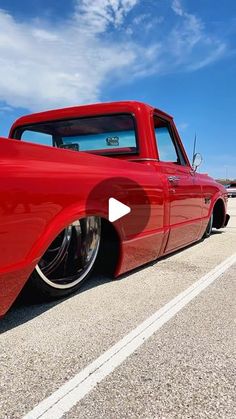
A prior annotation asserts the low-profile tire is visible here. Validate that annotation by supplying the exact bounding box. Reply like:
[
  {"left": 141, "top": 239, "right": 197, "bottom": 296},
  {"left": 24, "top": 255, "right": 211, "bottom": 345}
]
[
  {"left": 202, "top": 212, "right": 213, "bottom": 238},
  {"left": 25, "top": 216, "right": 101, "bottom": 301}
]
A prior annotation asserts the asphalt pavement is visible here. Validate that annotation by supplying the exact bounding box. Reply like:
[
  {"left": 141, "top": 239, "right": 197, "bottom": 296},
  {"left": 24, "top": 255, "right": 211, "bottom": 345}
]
[{"left": 0, "top": 199, "right": 235, "bottom": 419}]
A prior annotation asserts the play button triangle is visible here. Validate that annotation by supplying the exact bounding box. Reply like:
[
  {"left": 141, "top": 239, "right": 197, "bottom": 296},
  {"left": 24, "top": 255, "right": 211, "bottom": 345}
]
[{"left": 108, "top": 197, "right": 131, "bottom": 222}]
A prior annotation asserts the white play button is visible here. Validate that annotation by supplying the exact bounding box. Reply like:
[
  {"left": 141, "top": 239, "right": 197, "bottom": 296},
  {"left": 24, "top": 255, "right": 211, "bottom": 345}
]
[{"left": 108, "top": 197, "right": 131, "bottom": 222}]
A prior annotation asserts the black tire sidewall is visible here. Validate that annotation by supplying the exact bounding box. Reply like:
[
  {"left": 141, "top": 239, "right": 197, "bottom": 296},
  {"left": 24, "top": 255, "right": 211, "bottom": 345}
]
[{"left": 203, "top": 213, "right": 213, "bottom": 238}]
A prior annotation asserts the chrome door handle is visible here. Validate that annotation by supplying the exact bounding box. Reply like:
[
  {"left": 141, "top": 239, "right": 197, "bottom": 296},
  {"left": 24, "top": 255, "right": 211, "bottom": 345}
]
[{"left": 168, "top": 175, "right": 180, "bottom": 183}]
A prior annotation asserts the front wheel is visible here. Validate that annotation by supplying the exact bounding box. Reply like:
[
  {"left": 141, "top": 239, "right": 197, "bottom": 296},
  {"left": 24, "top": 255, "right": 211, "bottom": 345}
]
[
  {"left": 26, "top": 216, "right": 101, "bottom": 300},
  {"left": 203, "top": 213, "right": 213, "bottom": 238}
]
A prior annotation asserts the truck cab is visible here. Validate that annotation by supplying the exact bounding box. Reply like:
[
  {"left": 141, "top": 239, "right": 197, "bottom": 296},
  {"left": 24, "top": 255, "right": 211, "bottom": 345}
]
[{"left": 10, "top": 101, "right": 225, "bottom": 252}]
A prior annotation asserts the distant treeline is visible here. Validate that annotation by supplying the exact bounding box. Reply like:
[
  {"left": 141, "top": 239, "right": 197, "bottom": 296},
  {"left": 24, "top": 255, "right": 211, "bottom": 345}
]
[{"left": 216, "top": 179, "right": 236, "bottom": 185}]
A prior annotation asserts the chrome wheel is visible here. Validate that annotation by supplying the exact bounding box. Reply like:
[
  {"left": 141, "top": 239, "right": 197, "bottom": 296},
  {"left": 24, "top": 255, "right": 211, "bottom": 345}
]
[{"left": 35, "top": 216, "right": 101, "bottom": 289}]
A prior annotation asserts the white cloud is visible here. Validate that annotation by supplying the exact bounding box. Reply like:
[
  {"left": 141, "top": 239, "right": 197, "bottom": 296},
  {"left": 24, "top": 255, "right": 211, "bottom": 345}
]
[
  {"left": 177, "top": 122, "right": 189, "bottom": 132},
  {"left": 169, "top": 0, "right": 227, "bottom": 70},
  {"left": 0, "top": 105, "right": 13, "bottom": 113},
  {"left": 75, "top": 0, "right": 138, "bottom": 32},
  {"left": 0, "top": 1, "right": 144, "bottom": 110},
  {"left": 0, "top": 0, "right": 228, "bottom": 111}
]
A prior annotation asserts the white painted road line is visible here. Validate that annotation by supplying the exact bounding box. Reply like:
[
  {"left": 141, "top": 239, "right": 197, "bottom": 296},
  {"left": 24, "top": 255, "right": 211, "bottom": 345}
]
[{"left": 23, "top": 252, "right": 236, "bottom": 419}]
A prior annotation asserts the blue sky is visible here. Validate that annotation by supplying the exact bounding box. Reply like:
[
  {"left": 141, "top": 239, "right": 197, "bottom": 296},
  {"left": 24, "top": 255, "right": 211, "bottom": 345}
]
[{"left": 0, "top": 0, "right": 235, "bottom": 178}]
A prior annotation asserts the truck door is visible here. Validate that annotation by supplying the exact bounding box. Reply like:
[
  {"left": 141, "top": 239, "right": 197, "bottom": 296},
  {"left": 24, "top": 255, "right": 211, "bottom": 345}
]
[{"left": 153, "top": 114, "right": 203, "bottom": 253}]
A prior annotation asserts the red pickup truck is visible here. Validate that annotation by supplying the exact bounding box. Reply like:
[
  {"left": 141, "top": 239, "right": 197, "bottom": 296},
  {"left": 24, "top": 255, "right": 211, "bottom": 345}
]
[{"left": 0, "top": 101, "right": 229, "bottom": 316}]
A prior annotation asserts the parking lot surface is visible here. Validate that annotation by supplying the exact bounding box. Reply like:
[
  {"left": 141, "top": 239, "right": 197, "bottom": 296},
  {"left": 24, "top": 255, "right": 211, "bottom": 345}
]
[{"left": 0, "top": 199, "right": 235, "bottom": 419}]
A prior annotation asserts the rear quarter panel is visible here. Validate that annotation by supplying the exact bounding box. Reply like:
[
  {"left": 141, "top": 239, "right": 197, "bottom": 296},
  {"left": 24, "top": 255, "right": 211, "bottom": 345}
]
[{"left": 0, "top": 137, "right": 165, "bottom": 316}]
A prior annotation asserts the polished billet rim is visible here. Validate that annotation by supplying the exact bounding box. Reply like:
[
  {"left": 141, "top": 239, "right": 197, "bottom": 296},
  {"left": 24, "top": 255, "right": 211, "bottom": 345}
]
[{"left": 36, "top": 216, "right": 101, "bottom": 289}]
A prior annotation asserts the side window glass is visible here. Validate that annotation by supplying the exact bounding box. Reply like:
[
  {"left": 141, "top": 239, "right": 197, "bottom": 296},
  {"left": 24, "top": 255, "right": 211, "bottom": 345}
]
[
  {"left": 20, "top": 130, "right": 53, "bottom": 147},
  {"left": 154, "top": 116, "right": 186, "bottom": 165},
  {"left": 155, "top": 126, "right": 178, "bottom": 163}
]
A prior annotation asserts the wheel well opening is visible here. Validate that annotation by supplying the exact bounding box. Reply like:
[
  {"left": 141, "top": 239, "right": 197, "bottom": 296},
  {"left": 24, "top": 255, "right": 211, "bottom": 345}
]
[
  {"left": 213, "top": 199, "right": 225, "bottom": 229},
  {"left": 95, "top": 218, "right": 120, "bottom": 276}
]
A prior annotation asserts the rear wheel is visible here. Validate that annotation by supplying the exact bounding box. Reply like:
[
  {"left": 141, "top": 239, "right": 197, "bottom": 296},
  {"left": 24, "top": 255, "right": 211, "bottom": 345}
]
[{"left": 26, "top": 216, "right": 101, "bottom": 300}]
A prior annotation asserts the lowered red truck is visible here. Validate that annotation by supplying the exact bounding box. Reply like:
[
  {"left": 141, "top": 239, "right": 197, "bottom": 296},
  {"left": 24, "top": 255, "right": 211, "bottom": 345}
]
[{"left": 0, "top": 101, "right": 229, "bottom": 316}]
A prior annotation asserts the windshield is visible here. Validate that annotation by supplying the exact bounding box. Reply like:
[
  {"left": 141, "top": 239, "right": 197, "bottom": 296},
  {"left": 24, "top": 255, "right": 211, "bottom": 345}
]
[{"left": 13, "top": 113, "right": 138, "bottom": 155}]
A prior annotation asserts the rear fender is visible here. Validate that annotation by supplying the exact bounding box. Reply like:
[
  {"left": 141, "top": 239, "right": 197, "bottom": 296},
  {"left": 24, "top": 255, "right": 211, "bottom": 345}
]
[
  {"left": 26, "top": 202, "right": 109, "bottom": 266},
  {"left": 0, "top": 203, "right": 122, "bottom": 317}
]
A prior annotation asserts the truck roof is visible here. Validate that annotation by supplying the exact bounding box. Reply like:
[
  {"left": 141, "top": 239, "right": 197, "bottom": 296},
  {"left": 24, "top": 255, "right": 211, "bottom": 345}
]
[{"left": 9, "top": 101, "right": 173, "bottom": 134}]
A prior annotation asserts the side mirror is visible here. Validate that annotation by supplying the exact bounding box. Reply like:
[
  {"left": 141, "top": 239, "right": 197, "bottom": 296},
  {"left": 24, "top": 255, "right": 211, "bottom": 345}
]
[{"left": 192, "top": 153, "right": 203, "bottom": 172}]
